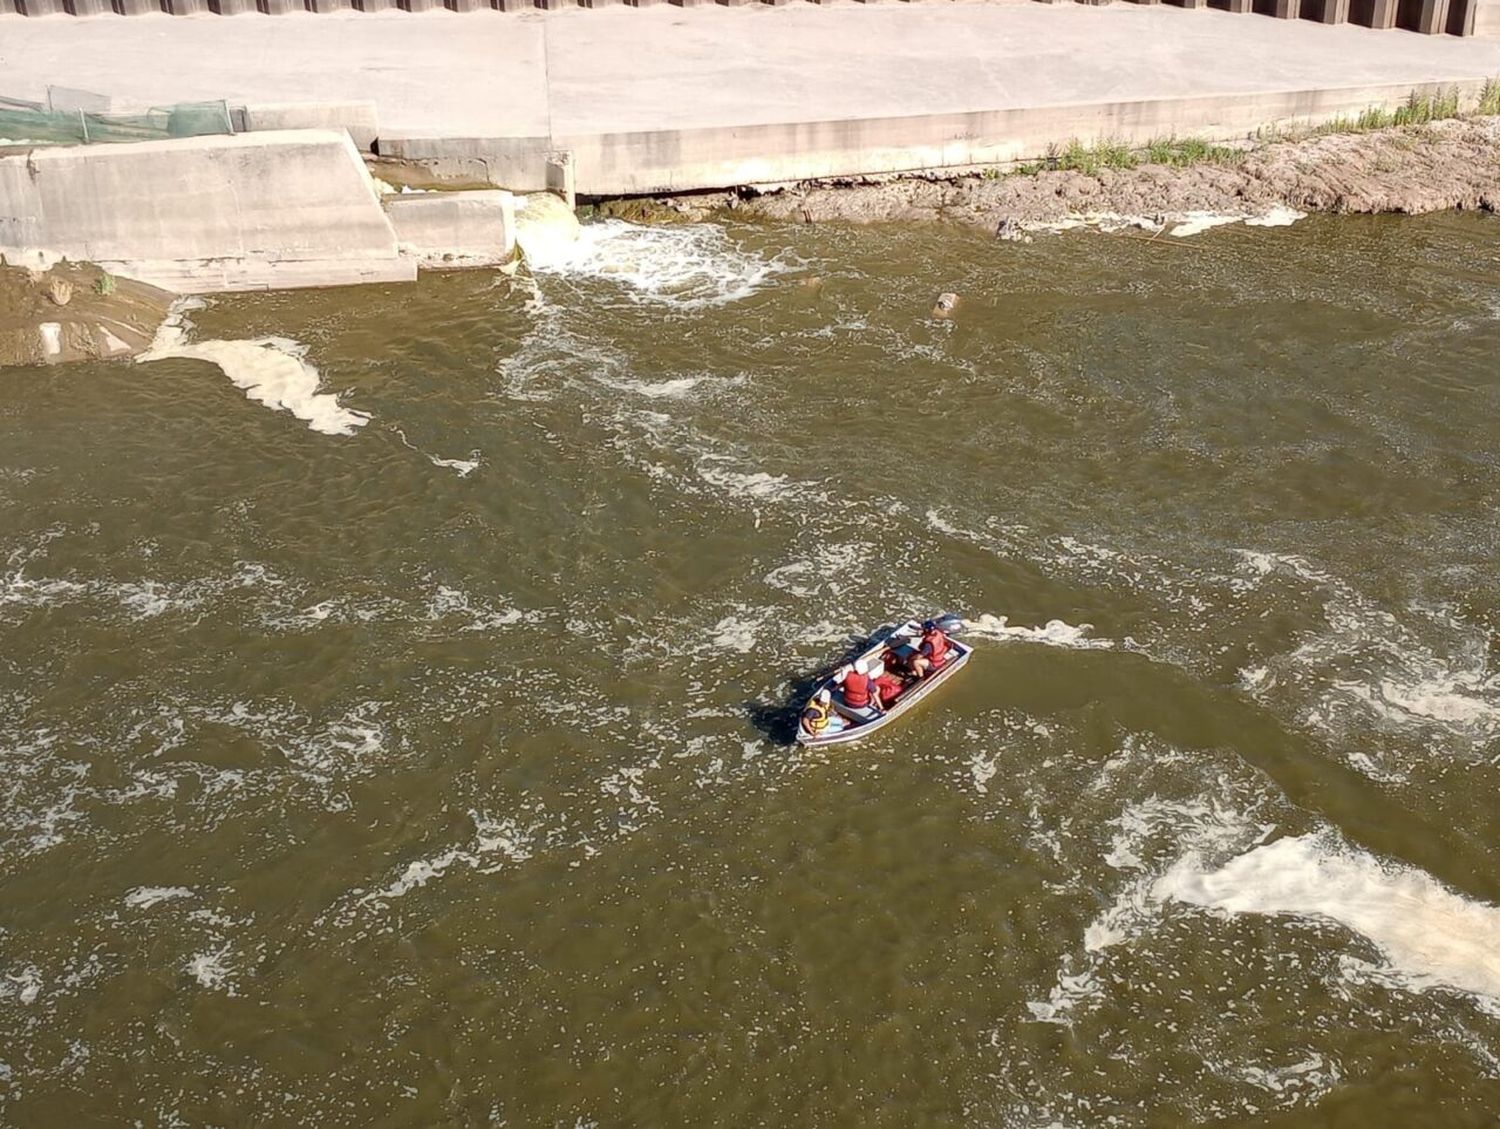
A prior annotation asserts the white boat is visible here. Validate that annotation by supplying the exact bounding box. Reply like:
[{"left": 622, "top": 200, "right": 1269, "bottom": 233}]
[{"left": 795, "top": 617, "right": 972, "bottom": 747}]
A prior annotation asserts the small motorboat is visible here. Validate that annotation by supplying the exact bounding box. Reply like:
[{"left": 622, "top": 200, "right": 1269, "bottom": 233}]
[{"left": 795, "top": 614, "right": 972, "bottom": 747}]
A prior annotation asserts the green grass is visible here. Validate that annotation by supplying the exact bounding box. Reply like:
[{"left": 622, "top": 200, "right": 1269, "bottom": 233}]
[
  {"left": 1140, "top": 137, "right": 1243, "bottom": 168},
  {"left": 1302, "top": 87, "right": 1467, "bottom": 138},
  {"left": 989, "top": 80, "right": 1498, "bottom": 182},
  {"left": 1000, "top": 135, "right": 1240, "bottom": 178},
  {"left": 1478, "top": 78, "right": 1500, "bottom": 117}
]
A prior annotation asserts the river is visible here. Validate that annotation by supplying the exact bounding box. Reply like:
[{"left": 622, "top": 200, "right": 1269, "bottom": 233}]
[{"left": 2, "top": 210, "right": 1498, "bottom": 1126}]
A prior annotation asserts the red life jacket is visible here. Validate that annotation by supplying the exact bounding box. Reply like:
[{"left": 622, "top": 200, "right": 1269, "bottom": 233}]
[
  {"left": 843, "top": 671, "right": 873, "bottom": 708},
  {"left": 921, "top": 630, "right": 949, "bottom": 665}
]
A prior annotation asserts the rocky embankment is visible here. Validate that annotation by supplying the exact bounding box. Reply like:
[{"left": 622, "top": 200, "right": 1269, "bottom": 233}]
[
  {"left": 0, "top": 261, "right": 174, "bottom": 368},
  {"left": 600, "top": 117, "right": 1500, "bottom": 232}
]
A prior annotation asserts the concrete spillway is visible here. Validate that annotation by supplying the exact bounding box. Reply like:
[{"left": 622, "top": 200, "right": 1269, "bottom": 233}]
[{"left": 0, "top": 131, "right": 516, "bottom": 293}]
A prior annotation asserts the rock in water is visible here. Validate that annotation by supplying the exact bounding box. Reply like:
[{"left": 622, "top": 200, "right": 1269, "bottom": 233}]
[
  {"left": 996, "top": 217, "right": 1032, "bottom": 243},
  {"left": 932, "top": 292, "right": 960, "bottom": 319},
  {"left": 47, "top": 278, "right": 73, "bottom": 307}
]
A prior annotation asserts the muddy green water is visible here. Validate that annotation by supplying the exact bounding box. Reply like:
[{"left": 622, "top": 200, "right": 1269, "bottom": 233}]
[{"left": 3, "top": 212, "right": 1500, "bottom": 1127}]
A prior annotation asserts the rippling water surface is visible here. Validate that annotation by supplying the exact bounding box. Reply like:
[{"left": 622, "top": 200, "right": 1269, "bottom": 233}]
[{"left": 2, "top": 212, "right": 1499, "bottom": 1126}]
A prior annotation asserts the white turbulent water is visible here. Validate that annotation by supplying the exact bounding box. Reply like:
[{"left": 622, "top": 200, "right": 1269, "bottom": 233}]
[
  {"left": 521, "top": 216, "right": 796, "bottom": 309},
  {"left": 1158, "top": 831, "right": 1500, "bottom": 1009},
  {"left": 3, "top": 212, "right": 1500, "bottom": 1125}
]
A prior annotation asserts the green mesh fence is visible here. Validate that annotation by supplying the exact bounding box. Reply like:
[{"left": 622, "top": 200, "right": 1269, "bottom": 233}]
[{"left": 0, "top": 98, "right": 234, "bottom": 147}]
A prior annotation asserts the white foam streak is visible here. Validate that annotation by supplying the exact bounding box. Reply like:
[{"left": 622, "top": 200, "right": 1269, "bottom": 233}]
[
  {"left": 1234, "top": 549, "right": 1500, "bottom": 750},
  {"left": 139, "top": 303, "right": 368, "bottom": 437},
  {"left": 124, "top": 886, "right": 194, "bottom": 910},
  {"left": 710, "top": 615, "right": 760, "bottom": 654},
  {"left": 1028, "top": 208, "right": 1305, "bottom": 239},
  {"left": 358, "top": 811, "right": 535, "bottom": 908},
  {"left": 964, "top": 613, "right": 1113, "bottom": 650},
  {"left": 1245, "top": 205, "right": 1308, "bottom": 228},
  {"left": 1028, "top": 766, "right": 1275, "bottom": 1026},
  {"left": 391, "top": 426, "right": 480, "bottom": 477},
  {"left": 184, "top": 946, "right": 236, "bottom": 994},
  {"left": 1157, "top": 832, "right": 1500, "bottom": 1007},
  {"left": 1168, "top": 212, "right": 1251, "bottom": 238}
]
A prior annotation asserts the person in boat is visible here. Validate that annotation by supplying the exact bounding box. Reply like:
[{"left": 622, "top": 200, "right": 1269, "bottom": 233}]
[
  {"left": 801, "top": 689, "right": 835, "bottom": 737},
  {"left": 873, "top": 667, "right": 906, "bottom": 709},
  {"left": 910, "top": 619, "right": 951, "bottom": 678},
  {"left": 833, "top": 658, "right": 883, "bottom": 723}
]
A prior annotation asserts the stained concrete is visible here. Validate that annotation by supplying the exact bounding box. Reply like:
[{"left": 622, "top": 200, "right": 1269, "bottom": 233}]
[
  {"left": 0, "top": 130, "right": 415, "bottom": 292},
  {"left": 383, "top": 188, "right": 517, "bottom": 267}
]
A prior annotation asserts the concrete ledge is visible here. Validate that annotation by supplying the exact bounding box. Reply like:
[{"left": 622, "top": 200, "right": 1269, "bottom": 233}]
[
  {"left": 383, "top": 189, "right": 516, "bottom": 268},
  {"left": 0, "top": 130, "right": 407, "bottom": 293},
  {"left": 385, "top": 77, "right": 1494, "bottom": 196},
  {"left": 92, "top": 258, "right": 415, "bottom": 292},
  {"left": 239, "top": 101, "right": 379, "bottom": 149}
]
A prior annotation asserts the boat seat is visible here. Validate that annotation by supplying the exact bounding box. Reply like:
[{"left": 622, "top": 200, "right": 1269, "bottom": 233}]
[{"left": 832, "top": 692, "right": 880, "bottom": 723}]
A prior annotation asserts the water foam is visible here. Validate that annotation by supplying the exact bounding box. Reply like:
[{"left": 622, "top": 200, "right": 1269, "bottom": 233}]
[
  {"left": 1157, "top": 831, "right": 1500, "bottom": 1008},
  {"left": 527, "top": 219, "right": 789, "bottom": 309},
  {"left": 124, "top": 886, "right": 194, "bottom": 910},
  {"left": 963, "top": 613, "right": 1113, "bottom": 650},
  {"left": 139, "top": 302, "right": 369, "bottom": 436},
  {"left": 1234, "top": 550, "right": 1500, "bottom": 753},
  {"left": 391, "top": 427, "right": 480, "bottom": 477},
  {"left": 1028, "top": 208, "right": 1305, "bottom": 239},
  {"left": 356, "top": 811, "right": 536, "bottom": 909},
  {"left": 1028, "top": 766, "right": 1276, "bottom": 1025},
  {"left": 184, "top": 946, "right": 236, "bottom": 994},
  {"left": 1168, "top": 212, "right": 1253, "bottom": 238}
]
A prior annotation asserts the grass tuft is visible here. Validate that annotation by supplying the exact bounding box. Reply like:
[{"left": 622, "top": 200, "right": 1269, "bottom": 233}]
[
  {"left": 1477, "top": 78, "right": 1500, "bottom": 117},
  {"left": 997, "top": 82, "right": 1496, "bottom": 183}
]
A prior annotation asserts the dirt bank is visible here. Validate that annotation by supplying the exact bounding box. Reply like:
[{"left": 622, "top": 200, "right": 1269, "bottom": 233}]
[
  {"left": 597, "top": 117, "right": 1500, "bottom": 233},
  {"left": 0, "top": 261, "right": 174, "bottom": 369}
]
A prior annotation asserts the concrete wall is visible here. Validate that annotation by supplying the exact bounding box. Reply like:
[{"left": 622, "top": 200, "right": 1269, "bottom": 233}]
[
  {"left": 383, "top": 189, "right": 516, "bottom": 268},
  {"left": 383, "top": 78, "right": 1496, "bottom": 197},
  {"left": 236, "top": 101, "right": 380, "bottom": 151},
  {"left": 0, "top": 1, "right": 1486, "bottom": 31},
  {"left": 0, "top": 130, "right": 414, "bottom": 292},
  {"left": 1475, "top": 0, "right": 1500, "bottom": 33}
]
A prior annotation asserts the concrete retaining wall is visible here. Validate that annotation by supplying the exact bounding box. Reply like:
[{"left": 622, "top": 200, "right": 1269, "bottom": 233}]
[
  {"left": 384, "top": 78, "right": 1497, "bottom": 196},
  {"left": 1475, "top": 0, "right": 1500, "bottom": 33},
  {"left": 236, "top": 101, "right": 380, "bottom": 151},
  {"left": 0, "top": 129, "right": 416, "bottom": 292},
  {"left": 383, "top": 189, "right": 516, "bottom": 267},
  {"left": 0, "top": 1, "right": 1486, "bottom": 32}
]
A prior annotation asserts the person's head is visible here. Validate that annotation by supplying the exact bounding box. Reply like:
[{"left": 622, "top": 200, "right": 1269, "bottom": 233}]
[
  {"left": 854, "top": 658, "right": 871, "bottom": 677},
  {"left": 922, "top": 619, "right": 937, "bottom": 633},
  {"left": 817, "top": 688, "right": 831, "bottom": 705}
]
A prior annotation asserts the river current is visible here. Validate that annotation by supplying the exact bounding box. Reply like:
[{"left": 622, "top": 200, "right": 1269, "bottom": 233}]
[{"left": 2, "top": 211, "right": 1499, "bottom": 1126}]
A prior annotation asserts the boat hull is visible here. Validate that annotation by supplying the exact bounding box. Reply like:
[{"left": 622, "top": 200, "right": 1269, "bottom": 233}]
[{"left": 795, "top": 621, "right": 972, "bottom": 747}]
